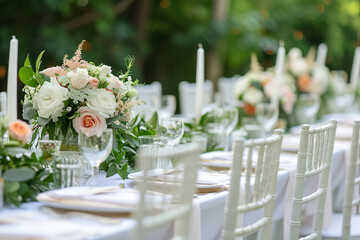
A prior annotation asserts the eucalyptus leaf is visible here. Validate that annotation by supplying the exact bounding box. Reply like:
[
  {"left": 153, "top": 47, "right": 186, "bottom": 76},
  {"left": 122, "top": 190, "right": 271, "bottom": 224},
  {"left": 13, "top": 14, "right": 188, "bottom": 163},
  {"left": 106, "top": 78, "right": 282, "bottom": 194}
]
[
  {"left": 106, "top": 164, "right": 118, "bottom": 178},
  {"left": 37, "top": 117, "right": 50, "bottom": 126},
  {"left": 106, "top": 115, "right": 119, "bottom": 125},
  {"left": 147, "top": 112, "right": 158, "bottom": 129},
  {"left": 23, "top": 103, "right": 36, "bottom": 120},
  {"left": 3, "top": 167, "right": 36, "bottom": 182}
]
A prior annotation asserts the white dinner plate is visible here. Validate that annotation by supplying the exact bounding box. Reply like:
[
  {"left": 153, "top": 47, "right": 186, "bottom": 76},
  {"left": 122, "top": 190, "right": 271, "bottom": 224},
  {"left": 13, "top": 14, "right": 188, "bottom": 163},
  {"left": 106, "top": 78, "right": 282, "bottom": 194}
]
[
  {"left": 128, "top": 171, "right": 229, "bottom": 189},
  {"left": 37, "top": 187, "right": 139, "bottom": 213},
  {"left": 199, "top": 151, "right": 233, "bottom": 168}
]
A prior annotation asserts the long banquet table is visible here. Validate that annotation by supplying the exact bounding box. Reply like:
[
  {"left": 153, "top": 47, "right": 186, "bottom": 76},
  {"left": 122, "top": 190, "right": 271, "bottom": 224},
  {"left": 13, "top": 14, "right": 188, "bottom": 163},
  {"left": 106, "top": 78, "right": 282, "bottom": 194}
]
[{"left": 0, "top": 116, "right": 355, "bottom": 240}]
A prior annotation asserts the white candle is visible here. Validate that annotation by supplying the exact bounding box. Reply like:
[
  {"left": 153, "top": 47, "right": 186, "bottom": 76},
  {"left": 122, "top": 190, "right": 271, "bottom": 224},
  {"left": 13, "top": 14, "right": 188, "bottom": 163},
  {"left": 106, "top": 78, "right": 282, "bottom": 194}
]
[
  {"left": 350, "top": 47, "right": 360, "bottom": 88},
  {"left": 195, "top": 43, "right": 204, "bottom": 124},
  {"left": 316, "top": 43, "right": 327, "bottom": 66},
  {"left": 0, "top": 92, "right": 6, "bottom": 116},
  {"left": 7, "top": 36, "right": 18, "bottom": 123},
  {"left": 272, "top": 40, "right": 285, "bottom": 107}
]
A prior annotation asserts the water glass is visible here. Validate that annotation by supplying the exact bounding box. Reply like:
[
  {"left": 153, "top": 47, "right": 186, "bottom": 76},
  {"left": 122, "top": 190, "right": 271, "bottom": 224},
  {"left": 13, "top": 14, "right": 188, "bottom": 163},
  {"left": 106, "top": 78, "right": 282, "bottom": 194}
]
[
  {"left": 158, "top": 117, "right": 184, "bottom": 146},
  {"left": 53, "top": 151, "right": 83, "bottom": 189},
  {"left": 38, "top": 140, "right": 62, "bottom": 162},
  {"left": 296, "top": 93, "right": 320, "bottom": 124},
  {"left": 151, "top": 95, "right": 176, "bottom": 118},
  {"left": 255, "top": 103, "right": 279, "bottom": 136},
  {"left": 138, "top": 135, "right": 167, "bottom": 170}
]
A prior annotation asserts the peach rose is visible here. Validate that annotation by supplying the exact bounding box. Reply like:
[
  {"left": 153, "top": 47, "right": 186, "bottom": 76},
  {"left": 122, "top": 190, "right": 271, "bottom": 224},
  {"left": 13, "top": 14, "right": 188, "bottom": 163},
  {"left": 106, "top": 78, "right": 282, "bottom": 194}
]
[
  {"left": 40, "top": 66, "right": 66, "bottom": 78},
  {"left": 8, "top": 120, "right": 32, "bottom": 144},
  {"left": 297, "top": 74, "right": 311, "bottom": 92},
  {"left": 73, "top": 107, "right": 107, "bottom": 137},
  {"left": 88, "top": 77, "right": 99, "bottom": 88}
]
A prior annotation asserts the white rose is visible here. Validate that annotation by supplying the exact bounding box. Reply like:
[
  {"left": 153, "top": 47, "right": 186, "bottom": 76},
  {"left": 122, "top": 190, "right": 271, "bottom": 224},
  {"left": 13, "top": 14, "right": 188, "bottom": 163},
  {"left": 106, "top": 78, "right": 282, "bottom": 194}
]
[
  {"left": 100, "top": 65, "right": 112, "bottom": 75},
  {"left": 33, "top": 77, "right": 69, "bottom": 121},
  {"left": 87, "top": 64, "right": 99, "bottom": 75},
  {"left": 107, "top": 75, "right": 123, "bottom": 89},
  {"left": 233, "top": 77, "right": 249, "bottom": 99},
  {"left": 309, "top": 64, "right": 329, "bottom": 94},
  {"left": 67, "top": 68, "right": 89, "bottom": 89},
  {"left": 288, "top": 48, "right": 303, "bottom": 60},
  {"left": 289, "top": 58, "right": 309, "bottom": 77},
  {"left": 99, "top": 73, "right": 107, "bottom": 82},
  {"left": 243, "top": 88, "right": 264, "bottom": 105},
  {"left": 86, "top": 88, "right": 117, "bottom": 118}
]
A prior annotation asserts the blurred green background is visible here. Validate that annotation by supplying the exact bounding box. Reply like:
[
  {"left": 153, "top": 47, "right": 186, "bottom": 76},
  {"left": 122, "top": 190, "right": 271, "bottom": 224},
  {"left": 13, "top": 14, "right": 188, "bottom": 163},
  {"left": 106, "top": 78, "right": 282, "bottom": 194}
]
[{"left": 0, "top": 0, "right": 359, "bottom": 115}]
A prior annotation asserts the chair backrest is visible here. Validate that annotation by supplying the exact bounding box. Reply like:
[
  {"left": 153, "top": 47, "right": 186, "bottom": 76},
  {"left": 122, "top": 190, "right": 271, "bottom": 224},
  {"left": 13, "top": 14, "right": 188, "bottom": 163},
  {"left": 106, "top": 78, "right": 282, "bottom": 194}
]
[
  {"left": 342, "top": 120, "right": 360, "bottom": 239},
  {"left": 133, "top": 142, "right": 202, "bottom": 240},
  {"left": 0, "top": 92, "right": 6, "bottom": 117},
  {"left": 133, "top": 81, "right": 162, "bottom": 118},
  {"left": 218, "top": 75, "right": 240, "bottom": 106},
  {"left": 178, "top": 80, "right": 213, "bottom": 115},
  {"left": 222, "top": 129, "right": 284, "bottom": 240},
  {"left": 289, "top": 120, "right": 337, "bottom": 240}
]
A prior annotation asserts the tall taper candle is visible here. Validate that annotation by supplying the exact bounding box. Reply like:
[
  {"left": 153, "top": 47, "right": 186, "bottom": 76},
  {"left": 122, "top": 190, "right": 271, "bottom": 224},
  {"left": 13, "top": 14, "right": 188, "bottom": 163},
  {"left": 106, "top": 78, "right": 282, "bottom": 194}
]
[
  {"left": 195, "top": 43, "right": 204, "bottom": 124},
  {"left": 316, "top": 43, "right": 327, "bottom": 66},
  {"left": 7, "top": 36, "right": 18, "bottom": 123},
  {"left": 272, "top": 40, "right": 285, "bottom": 107},
  {"left": 350, "top": 47, "right": 360, "bottom": 89}
]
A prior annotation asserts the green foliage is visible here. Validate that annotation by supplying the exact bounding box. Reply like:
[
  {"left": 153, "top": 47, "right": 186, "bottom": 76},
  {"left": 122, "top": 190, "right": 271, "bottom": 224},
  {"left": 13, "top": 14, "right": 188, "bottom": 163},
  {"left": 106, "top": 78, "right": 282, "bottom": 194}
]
[
  {"left": 0, "top": 142, "right": 52, "bottom": 207},
  {"left": 100, "top": 112, "right": 159, "bottom": 179}
]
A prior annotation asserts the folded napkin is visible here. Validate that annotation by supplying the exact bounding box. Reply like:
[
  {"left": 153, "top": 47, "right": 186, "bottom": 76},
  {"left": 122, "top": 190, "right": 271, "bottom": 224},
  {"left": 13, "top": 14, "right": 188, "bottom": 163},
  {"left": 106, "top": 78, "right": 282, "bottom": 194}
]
[
  {"left": 158, "top": 171, "right": 230, "bottom": 186},
  {"left": 38, "top": 187, "right": 141, "bottom": 207},
  {"left": 200, "top": 151, "right": 232, "bottom": 161}
]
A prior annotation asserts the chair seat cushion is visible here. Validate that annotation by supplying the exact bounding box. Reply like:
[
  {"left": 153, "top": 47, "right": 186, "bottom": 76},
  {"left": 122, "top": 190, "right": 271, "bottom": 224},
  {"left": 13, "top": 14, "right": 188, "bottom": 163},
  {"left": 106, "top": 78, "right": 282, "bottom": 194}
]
[{"left": 300, "top": 213, "right": 360, "bottom": 239}]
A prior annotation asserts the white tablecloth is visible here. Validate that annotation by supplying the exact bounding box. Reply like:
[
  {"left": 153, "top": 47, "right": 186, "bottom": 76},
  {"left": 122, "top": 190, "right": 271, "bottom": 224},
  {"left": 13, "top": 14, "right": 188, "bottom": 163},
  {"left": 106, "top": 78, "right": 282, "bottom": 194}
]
[{"left": 0, "top": 127, "right": 351, "bottom": 240}]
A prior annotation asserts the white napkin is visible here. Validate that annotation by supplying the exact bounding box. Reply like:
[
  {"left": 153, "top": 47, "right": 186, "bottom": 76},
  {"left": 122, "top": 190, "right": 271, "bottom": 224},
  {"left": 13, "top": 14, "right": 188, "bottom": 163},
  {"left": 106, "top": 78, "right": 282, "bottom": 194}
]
[
  {"left": 38, "top": 187, "right": 141, "bottom": 206},
  {"left": 158, "top": 171, "right": 230, "bottom": 186},
  {"left": 200, "top": 151, "right": 232, "bottom": 161}
]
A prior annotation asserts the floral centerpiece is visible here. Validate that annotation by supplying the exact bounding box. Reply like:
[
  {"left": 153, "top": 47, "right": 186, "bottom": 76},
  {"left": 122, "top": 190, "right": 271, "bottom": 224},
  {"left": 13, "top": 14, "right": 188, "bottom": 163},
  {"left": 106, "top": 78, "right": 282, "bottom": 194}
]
[
  {"left": 19, "top": 41, "right": 138, "bottom": 147},
  {"left": 286, "top": 47, "right": 330, "bottom": 96},
  {"left": 233, "top": 54, "right": 297, "bottom": 122}
]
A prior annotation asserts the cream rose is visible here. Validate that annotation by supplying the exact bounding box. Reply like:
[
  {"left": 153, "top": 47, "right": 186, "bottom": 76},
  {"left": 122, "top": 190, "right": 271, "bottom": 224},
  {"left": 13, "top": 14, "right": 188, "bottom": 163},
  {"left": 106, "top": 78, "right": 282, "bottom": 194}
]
[
  {"left": 67, "top": 68, "right": 89, "bottom": 89},
  {"left": 33, "top": 77, "right": 69, "bottom": 121},
  {"left": 73, "top": 107, "right": 107, "bottom": 137},
  {"left": 309, "top": 64, "right": 329, "bottom": 94},
  {"left": 243, "top": 87, "right": 264, "bottom": 105},
  {"left": 86, "top": 88, "right": 117, "bottom": 118},
  {"left": 233, "top": 77, "right": 249, "bottom": 99},
  {"left": 289, "top": 58, "right": 309, "bottom": 77},
  {"left": 107, "top": 75, "right": 123, "bottom": 89},
  {"left": 100, "top": 65, "right": 112, "bottom": 75}
]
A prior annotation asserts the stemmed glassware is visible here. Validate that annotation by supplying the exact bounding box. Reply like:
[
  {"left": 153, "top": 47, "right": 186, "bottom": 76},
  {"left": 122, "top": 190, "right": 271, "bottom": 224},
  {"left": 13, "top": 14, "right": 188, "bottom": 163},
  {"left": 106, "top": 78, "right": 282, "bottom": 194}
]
[
  {"left": 158, "top": 117, "right": 184, "bottom": 147},
  {"left": 296, "top": 93, "right": 320, "bottom": 124},
  {"left": 151, "top": 95, "right": 176, "bottom": 118},
  {"left": 255, "top": 103, "right": 279, "bottom": 137},
  {"left": 78, "top": 129, "right": 113, "bottom": 186},
  {"left": 205, "top": 106, "right": 238, "bottom": 151}
]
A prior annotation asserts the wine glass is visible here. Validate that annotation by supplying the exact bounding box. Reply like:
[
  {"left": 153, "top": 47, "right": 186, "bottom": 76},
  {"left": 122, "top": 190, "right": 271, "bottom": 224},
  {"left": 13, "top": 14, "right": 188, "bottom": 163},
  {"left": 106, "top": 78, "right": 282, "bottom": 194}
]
[
  {"left": 158, "top": 117, "right": 184, "bottom": 147},
  {"left": 151, "top": 95, "right": 176, "bottom": 118},
  {"left": 220, "top": 106, "right": 238, "bottom": 151},
  {"left": 297, "top": 93, "right": 320, "bottom": 124},
  {"left": 78, "top": 129, "right": 113, "bottom": 186},
  {"left": 255, "top": 103, "right": 279, "bottom": 137}
]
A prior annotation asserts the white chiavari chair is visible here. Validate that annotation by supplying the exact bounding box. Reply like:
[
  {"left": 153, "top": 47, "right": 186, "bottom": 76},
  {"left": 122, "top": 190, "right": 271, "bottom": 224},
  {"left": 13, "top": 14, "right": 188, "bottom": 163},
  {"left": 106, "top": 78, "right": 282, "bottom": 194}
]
[
  {"left": 300, "top": 120, "right": 360, "bottom": 240},
  {"left": 222, "top": 129, "right": 284, "bottom": 240},
  {"left": 178, "top": 80, "right": 213, "bottom": 115},
  {"left": 133, "top": 142, "right": 202, "bottom": 240},
  {"left": 217, "top": 75, "right": 240, "bottom": 106},
  {"left": 289, "top": 120, "right": 337, "bottom": 240},
  {"left": 133, "top": 81, "right": 162, "bottom": 118}
]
